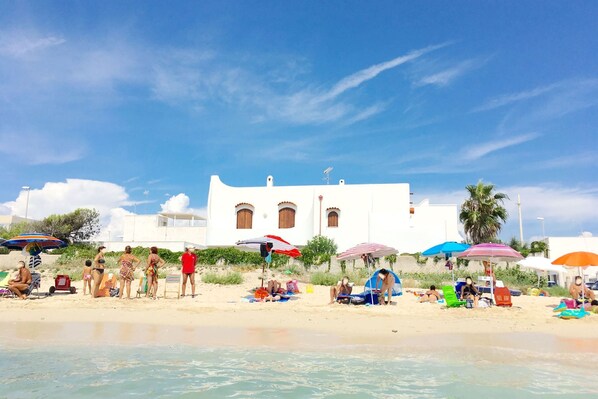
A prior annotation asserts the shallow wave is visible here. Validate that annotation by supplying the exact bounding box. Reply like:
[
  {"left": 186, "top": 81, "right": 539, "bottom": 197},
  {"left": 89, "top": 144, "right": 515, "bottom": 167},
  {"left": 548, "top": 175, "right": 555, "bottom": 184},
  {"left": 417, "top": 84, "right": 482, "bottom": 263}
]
[{"left": 0, "top": 346, "right": 592, "bottom": 398}]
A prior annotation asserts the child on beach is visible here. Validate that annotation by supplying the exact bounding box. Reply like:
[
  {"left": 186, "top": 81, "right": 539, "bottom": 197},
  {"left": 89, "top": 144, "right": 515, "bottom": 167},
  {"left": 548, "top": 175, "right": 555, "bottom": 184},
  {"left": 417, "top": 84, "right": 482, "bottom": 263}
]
[{"left": 82, "top": 260, "right": 92, "bottom": 295}]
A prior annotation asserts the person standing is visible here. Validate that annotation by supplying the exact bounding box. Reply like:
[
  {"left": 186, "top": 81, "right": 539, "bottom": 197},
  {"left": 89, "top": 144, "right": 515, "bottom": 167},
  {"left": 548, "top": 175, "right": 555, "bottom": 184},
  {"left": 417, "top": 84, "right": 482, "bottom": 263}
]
[
  {"left": 92, "top": 246, "right": 107, "bottom": 298},
  {"left": 146, "top": 246, "right": 166, "bottom": 299},
  {"left": 117, "top": 246, "right": 141, "bottom": 299},
  {"left": 181, "top": 246, "right": 197, "bottom": 298}
]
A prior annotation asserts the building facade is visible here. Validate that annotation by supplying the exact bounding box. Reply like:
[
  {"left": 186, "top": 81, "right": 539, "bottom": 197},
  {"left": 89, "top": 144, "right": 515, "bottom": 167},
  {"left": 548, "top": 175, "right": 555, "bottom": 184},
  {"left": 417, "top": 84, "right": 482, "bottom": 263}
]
[{"left": 206, "top": 175, "right": 461, "bottom": 253}]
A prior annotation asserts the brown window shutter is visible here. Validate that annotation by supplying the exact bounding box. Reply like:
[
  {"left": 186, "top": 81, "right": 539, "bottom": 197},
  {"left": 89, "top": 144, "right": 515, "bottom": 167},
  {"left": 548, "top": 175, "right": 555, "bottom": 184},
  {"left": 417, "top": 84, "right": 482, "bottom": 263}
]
[
  {"left": 328, "top": 211, "right": 338, "bottom": 227},
  {"left": 236, "top": 209, "right": 253, "bottom": 229}
]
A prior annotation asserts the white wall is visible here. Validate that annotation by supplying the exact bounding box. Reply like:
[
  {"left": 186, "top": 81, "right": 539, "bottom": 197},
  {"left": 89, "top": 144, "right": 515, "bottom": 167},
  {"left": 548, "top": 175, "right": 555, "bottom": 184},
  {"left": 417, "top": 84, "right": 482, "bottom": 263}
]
[
  {"left": 122, "top": 215, "right": 207, "bottom": 244},
  {"left": 546, "top": 236, "right": 598, "bottom": 283},
  {"left": 206, "top": 175, "right": 461, "bottom": 253}
]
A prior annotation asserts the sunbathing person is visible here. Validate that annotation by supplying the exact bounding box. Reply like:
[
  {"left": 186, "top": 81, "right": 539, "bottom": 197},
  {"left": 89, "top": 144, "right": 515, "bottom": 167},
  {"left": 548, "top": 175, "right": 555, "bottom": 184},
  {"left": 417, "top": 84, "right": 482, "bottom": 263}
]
[
  {"left": 460, "top": 276, "right": 479, "bottom": 307},
  {"left": 8, "top": 261, "right": 32, "bottom": 299},
  {"left": 419, "top": 285, "right": 441, "bottom": 303},
  {"left": 569, "top": 276, "right": 597, "bottom": 306},
  {"left": 265, "top": 279, "right": 283, "bottom": 302},
  {"left": 330, "top": 276, "right": 352, "bottom": 304},
  {"left": 376, "top": 269, "right": 395, "bottom": 305}
]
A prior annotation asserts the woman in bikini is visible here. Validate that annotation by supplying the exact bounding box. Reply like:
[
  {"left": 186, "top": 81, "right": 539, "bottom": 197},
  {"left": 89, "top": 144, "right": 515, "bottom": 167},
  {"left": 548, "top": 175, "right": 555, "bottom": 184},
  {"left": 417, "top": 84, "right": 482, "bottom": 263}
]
[
  {"left": 419, "top": 285, "right": 441, "bottom": 303},
  {"left": 118, "top": 245, "right": 141, "bottom": 299},
  {"left": 146, "top": 246, "right": 166, "bottom": 299},
  {"left": 92, "top": 246, "right": 107, "bottom": 298},
  {"left": 460, "top": 276, "right": 479, "bottom": 307}
]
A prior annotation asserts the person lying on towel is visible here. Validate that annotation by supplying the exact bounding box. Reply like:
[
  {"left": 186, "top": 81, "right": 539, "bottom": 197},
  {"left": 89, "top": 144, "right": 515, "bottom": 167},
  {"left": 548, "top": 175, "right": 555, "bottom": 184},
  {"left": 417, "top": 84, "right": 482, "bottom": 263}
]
[
  {"left": 329, "top": 276, "right": 352, "bottom": 304},
  {"left": 569, "top": 276, "right": 597, "bottom": 306},
  {"left": 419, "top": 285, "right": 441, "bottom": 303}
]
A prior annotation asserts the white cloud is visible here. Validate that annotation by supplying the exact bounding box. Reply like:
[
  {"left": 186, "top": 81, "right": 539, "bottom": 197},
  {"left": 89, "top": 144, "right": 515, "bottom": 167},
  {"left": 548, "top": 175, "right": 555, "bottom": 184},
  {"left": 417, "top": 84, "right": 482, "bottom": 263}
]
[
  {"left": 461, "top": 132, "right": 540, "bottom": 161},
  {"left": 0, "top": 31, "right": 65, "bottom": 57},
  {"left": 2, "top": 179, "right": 132, "bottom": 240},
  {"left": 415, "top": 58, "right": 483, "bottom": 87},
  {"left": 95, "top": 207, "right": 132, "bottom": 241},
  {"left": 0, "top": 131, "right": 86, "bottom": 165},
  {"left": 160, "top": 193, "right": 206, "bottom": 217}
]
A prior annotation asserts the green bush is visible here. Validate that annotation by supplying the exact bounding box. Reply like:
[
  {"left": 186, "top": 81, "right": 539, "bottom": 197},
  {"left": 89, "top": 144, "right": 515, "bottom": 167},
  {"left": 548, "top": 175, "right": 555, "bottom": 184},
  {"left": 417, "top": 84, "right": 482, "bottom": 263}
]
[
  {"left": 56, "top": 243, "right": 98, "bottom": 264},
  {"left": 310, "top": 272, "right": 340, "bottom": 286},
  {"left": 202, "top": 272, "right": 244, "bottom": 285},
  {"left": 545, "top": 286, "right": 570, "bottom": 297}
]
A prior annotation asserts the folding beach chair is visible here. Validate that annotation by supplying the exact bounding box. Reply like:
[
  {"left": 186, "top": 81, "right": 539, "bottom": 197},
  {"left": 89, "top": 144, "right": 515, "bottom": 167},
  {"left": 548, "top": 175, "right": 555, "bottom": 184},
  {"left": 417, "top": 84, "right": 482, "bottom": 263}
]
[
  {"left": 136, "top": 276, "right": 148, "bottom": 298},
  {"left": 441, "top": 285, "right": 466, "bottom": 308},
  {"left": 163, "top": 274, "right": 181, "bottom": 299},
  {"left": 1, "top": 272, "right": 41, "bottom": 298}
]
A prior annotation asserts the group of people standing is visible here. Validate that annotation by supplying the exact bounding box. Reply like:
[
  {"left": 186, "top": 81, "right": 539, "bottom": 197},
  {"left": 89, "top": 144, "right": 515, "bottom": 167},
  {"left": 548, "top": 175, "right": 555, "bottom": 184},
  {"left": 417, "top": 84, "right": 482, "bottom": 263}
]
[{"left": 84, "top": 245, "right": 198, "bottom": 299}]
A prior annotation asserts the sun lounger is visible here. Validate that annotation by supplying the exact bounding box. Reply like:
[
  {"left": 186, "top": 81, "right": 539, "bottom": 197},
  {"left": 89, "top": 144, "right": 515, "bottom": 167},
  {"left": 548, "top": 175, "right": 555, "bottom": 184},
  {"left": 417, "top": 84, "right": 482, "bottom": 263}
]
[{"left": 441, "top": 285, "right": 466, "bottom": 308}]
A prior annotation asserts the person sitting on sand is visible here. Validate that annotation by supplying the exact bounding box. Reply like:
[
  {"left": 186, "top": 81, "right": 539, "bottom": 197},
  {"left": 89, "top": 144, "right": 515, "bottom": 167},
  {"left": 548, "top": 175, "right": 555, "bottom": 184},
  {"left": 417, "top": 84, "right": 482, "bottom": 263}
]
[
  {"left": 376, "top": 269, "right": 395, "bottom": 305},
  {"left": 569, "top": 276, "right": 597, "bottom": 306},
  {"left": 419, "top": 285, "right": 441, "bottom": 303},
  {"left": 330, "top": 276, "right": 352, "bottom": 304},
  {"left": 265, "top": 279, "right": 284, "bottom": 302},
  {"left": 460, "top": 276, "right": 479, "bottom": 307},
  {"left": 8, "top": 261, "right": 32, "bottom": 300}
]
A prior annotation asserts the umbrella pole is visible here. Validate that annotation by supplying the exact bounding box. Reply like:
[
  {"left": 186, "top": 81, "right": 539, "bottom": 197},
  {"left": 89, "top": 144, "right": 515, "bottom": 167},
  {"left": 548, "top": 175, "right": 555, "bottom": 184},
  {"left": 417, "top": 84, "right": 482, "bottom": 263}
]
[
  {"left": 261, "top": 262, "right": 265, "bottom": 288},
  {"left": 490, "top": 260, "right": 494, "bottom": 306}
]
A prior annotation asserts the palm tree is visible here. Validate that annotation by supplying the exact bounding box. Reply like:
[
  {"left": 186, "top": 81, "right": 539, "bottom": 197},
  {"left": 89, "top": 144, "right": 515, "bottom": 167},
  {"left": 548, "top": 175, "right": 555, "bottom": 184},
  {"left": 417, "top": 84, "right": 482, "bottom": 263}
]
[{"left": 459, "top": 181, "right": 509, "bottom": 244}]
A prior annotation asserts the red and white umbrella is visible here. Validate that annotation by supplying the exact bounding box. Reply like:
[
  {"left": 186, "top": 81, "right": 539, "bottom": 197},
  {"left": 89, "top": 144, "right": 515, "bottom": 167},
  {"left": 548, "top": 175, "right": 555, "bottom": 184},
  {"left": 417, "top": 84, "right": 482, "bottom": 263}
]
[
  {"left": 458, "top": 243, "right": 523, "bottom": 302},
  {"left": 236, "top": 235, "right": 301, "bottom": 258},
  {"left": 337, "top": 243, "right": 398, "bottom": 261}
]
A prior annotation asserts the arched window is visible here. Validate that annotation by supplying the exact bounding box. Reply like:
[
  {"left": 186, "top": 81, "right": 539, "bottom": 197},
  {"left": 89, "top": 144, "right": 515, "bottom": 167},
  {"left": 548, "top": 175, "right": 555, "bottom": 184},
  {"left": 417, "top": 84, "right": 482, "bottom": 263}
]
[
  {"left": 327, "top": 208, "right": 339, "bottom": 227},
  {"left": 278, "top": 202, "right": 296, "bottom": 229},
  {"left": 235, "top": 203, "right": 254, "bottom": 229}
]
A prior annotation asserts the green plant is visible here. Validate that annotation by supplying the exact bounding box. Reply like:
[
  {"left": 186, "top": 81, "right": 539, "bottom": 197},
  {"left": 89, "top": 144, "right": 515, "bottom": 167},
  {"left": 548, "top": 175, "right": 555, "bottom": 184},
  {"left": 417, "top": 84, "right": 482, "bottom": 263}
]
[
  {"left": 530, "top": 240, "right": 548, "bottom": 257},
  {"left": 413, "top": 252, "right": 428, "bottom": 265},
  {"left": 339, "top": 260, "right": 347, "bottom": 274},
  {"left": 283, "top": 264, "right": 303, "bottom": 276},
  {"left": 545, "top": 286, "right": 570, "bottom": 297},
  {"left": 202, "top": 272, "right": 243, "bottom": 285},
  {"left": 384, "top": 254, "right": 397, "bottom": 271},
  {"left": 300, "top": 235, "right": 338, "bottom": 271},
  {"left": 460, "top": 180, "right": 508, "bottom": 244},
  {"left": 310, "top": 272, "right": 340, "bottom": 286}
]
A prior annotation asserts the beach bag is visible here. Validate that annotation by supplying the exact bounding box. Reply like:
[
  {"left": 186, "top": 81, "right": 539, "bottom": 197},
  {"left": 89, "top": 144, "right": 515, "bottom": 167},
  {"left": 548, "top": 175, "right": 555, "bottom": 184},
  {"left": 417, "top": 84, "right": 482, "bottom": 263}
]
[
  {"left": 364, "top": 292, "right": 379, "bottom": 305},
  {"left": 109, "top": 288, "right": 120, "bottom": 297},
  {"left": 563, "top": 299, "right": 576, "bottom": 309},
  {"left": 465, "top": 299, "right": 473, "bottom": 309},
  {"left": 286, "top": 280, "right": 299, "bottom": 293}
]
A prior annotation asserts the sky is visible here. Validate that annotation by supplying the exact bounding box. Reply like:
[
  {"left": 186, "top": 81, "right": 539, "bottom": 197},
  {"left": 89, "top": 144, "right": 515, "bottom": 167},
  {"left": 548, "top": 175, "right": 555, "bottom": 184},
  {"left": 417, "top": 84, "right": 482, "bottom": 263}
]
[{"left": 1, "top": 1, "right": 597, "bottom": 242}]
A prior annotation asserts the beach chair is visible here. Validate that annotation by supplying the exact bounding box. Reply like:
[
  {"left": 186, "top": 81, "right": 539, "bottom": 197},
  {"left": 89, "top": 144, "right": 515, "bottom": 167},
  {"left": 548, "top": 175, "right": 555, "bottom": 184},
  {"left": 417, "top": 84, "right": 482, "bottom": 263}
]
[
  {"left": 1, "top": 272, "right": 41, "bottom": 298},
  {"left": 163, "top": 274, "right": 181, "bottom": 299},
  {"left": 441, "top": 285, "right": 466, "bottom": 308},
  {"left": 136, "top": 276, "right": 148, "bottom": 298}
]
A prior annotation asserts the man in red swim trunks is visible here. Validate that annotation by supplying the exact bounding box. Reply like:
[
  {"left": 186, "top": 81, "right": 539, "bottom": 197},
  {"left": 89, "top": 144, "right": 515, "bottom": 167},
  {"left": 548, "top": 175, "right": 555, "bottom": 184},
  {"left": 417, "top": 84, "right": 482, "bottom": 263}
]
[{"left": 181, "top": 245, "right": 198, "bottom": 298}]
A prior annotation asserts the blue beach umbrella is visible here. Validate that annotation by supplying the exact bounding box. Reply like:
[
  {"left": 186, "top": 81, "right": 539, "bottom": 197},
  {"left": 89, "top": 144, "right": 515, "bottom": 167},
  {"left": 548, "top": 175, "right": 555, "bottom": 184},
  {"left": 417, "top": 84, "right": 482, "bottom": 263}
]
[{"left": 422, "top": 241, "right": 470, "bottom": 283}]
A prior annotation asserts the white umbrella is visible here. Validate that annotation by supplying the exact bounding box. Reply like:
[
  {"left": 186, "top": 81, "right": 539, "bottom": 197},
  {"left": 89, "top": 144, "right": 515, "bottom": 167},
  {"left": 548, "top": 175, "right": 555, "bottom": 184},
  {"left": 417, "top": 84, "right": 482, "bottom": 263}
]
[{"left": 517, "top": 257, "right": 566, "bottom": 287}]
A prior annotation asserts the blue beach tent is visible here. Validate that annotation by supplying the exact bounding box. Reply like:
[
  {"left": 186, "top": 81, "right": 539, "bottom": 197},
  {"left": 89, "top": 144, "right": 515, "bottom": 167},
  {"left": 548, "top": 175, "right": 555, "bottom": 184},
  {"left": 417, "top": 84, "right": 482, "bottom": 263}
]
[{"left": 364, "top": 269, "right": 403, "bottom": 297}]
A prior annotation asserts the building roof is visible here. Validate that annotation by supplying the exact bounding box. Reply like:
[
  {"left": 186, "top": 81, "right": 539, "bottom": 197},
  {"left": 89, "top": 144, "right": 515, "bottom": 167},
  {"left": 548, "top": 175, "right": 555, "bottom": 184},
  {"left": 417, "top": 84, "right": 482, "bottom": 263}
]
[{"left": 158, "top": 212, "right": 206, "bottom": 221}]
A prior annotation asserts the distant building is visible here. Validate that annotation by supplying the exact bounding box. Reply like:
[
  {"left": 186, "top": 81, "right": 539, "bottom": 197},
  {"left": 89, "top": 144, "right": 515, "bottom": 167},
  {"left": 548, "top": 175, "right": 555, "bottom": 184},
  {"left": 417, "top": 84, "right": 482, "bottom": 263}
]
[
  {"left": 543, "top": 236, "right": 598, "bottom": 283},
  {"left": 103, "top": 212, "right": 206, "bottom": 252},
  {"left": 0, "top": 215, "right": 34, "bottom": 229},
  {"left": 206, "top": 175, "right": 461, "bottom": 253}
]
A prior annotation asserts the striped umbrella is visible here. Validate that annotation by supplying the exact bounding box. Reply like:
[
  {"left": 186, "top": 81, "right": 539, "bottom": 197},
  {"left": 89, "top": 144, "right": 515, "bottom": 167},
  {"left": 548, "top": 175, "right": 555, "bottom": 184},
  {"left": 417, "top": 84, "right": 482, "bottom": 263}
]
[
  {"left": 1, "top": 233, "right": 67, "bottom": 253},
  {"left": 337, "top": 243, "right": 399, "bottom": 268},
  {"left": 236, "top": 235, "right": 301, "bottom": 258},
  {"left": 458, "top": 243, "right": 523, "bottom": 302}
]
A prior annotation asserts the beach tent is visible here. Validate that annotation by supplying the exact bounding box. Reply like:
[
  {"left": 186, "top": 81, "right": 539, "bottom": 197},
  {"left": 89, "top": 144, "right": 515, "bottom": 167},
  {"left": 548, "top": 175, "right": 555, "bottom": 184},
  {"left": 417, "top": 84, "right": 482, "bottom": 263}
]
[{"left": 364, "top": 269, "right": 403, "bottom": 296}]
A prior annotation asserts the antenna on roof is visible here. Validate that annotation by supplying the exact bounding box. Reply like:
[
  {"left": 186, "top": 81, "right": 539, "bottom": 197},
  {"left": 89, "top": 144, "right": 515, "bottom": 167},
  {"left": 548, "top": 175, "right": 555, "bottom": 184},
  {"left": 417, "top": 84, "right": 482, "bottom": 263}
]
[{"left": 322, "top": 167, "right": 333, "bottom": 185}]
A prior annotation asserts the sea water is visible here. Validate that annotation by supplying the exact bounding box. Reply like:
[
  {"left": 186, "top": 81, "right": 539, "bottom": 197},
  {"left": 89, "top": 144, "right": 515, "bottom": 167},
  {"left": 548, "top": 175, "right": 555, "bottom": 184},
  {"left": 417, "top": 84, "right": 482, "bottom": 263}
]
[{"left": 0, "top": 345, "right": 593, "bottom": 398}]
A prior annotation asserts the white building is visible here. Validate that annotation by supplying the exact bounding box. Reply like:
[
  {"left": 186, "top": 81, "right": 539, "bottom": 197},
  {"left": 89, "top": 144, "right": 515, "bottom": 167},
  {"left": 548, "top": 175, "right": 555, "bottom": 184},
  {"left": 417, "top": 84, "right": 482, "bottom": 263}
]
[
  {"left": 0, "top": 215, "right": 34, "bottom": 229},
  {"left": 103, "top": 212, "right": 206, "bottom": 252},
  {"left": 206, "top": 175, "right": 461, "bottom": 253},
  {"left": 543, "top": 236, "right": 598, "bottom": 283}
]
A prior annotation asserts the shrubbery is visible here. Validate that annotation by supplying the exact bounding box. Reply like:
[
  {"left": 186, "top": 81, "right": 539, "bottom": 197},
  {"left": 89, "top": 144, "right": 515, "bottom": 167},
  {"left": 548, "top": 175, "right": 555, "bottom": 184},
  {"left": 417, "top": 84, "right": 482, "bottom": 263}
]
[{"left": 202, "top": 271, "right": 244, "bottom": 285}]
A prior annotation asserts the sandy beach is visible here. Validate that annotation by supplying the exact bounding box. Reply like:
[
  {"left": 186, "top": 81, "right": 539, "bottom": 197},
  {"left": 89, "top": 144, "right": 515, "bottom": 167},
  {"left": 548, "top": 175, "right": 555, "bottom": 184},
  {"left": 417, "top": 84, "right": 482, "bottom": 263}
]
[{"left": 2, "top": 271, "right": 598, "bottom": 354}]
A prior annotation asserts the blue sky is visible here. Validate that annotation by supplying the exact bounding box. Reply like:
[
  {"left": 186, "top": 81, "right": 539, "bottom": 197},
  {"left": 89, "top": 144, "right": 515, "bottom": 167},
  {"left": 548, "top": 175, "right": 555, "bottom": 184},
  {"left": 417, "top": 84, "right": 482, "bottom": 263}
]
[{"left": 1, "top": 1, "right": 597, "bottom": 241}]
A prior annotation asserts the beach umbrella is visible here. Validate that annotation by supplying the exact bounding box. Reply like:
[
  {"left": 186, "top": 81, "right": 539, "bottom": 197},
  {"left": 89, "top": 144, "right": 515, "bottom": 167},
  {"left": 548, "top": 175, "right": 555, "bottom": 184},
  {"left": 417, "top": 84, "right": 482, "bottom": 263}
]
[
  {"left": 337, "top": 243, "right": 399, "bottom": 269},
  {"left": 1, "top": 233, "right": 67, "bottom": 252},
  {"left": 552, "top": 251, "right": 598, "bottom": 305},
  {"left": 236, "top": 235, "right": 301, "bottom": 287},
  {"left": 517, "top": 257, "right": 565, "bottom": 287},
  {"left": 458, "top": 243, "right": 523, "bottom": 303},
  {"left": 422, "top": 241, "right": 470, "bottom": 283}
]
